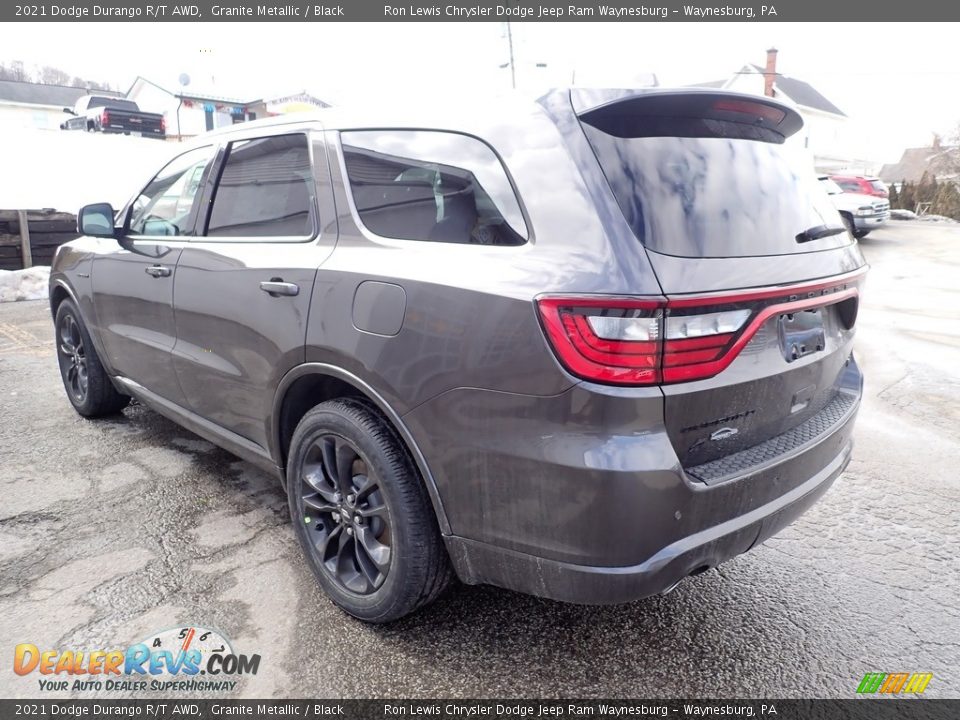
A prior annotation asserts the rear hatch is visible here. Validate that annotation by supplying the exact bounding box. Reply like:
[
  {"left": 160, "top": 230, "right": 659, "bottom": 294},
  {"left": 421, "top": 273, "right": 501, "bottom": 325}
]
[{"left": 572, "top": 90, "right": 866, "bottom": 478}]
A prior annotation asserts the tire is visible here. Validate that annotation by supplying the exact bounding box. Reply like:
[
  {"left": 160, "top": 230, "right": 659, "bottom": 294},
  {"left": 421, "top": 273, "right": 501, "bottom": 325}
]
[
  {"left": 287, "top": 399, "right": 451, "bottom": 622},
  {"left": 841, "top": 214, "right": 856, "bottom": 236},
  {"left": 854, "top": 230, "right": 870, "bottom": 239},
  {"left": 54, "top": 300, "right": 129, "bottom": 417}
]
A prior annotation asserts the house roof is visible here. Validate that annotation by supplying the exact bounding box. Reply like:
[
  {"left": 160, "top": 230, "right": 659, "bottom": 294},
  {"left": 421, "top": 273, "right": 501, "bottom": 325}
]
[
  {"left": 749, "top": 65, "right": 845, "bottom": 116},
  {"left": 0, "top": 79, "right": 121, "bottom": 108},
  {"left": 126, "top": 76, "right": 331, "bottom": 109},
  {"left": 879, "top": 146, "right": 960, "bottom": 183},
  {"left": 127, "top": 76, "right": 249, "bottom": 104}
]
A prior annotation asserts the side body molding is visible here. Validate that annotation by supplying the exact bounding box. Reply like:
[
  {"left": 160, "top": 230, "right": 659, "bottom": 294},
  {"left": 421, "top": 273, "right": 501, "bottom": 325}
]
[{"left": 271, "top": 363, "right": 451, "bottom": 535}]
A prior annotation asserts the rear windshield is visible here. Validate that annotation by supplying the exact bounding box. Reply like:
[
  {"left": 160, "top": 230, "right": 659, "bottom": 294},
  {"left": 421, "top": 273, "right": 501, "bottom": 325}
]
[
  {"left": 580, "top": 123, "right": 851, "bottom": 258},
  {"left": 88, "top": 96, "right": 139, "bottom": 111}
]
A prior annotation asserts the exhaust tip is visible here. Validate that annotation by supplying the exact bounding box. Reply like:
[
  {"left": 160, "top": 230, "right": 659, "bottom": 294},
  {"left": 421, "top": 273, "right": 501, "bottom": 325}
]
[{"left": 660, "top": 565, "right": 714, "bottom": 596}]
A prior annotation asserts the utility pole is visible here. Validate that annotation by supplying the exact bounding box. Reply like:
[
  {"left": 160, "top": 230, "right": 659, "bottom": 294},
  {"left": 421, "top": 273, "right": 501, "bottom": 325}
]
[{"left": 505, "top": 21, "right": 516, "bottom": 90}]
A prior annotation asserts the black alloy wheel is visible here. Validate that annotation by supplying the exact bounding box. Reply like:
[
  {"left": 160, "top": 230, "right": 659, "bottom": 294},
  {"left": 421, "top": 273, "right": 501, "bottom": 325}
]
[
  {"left": 57, "top": 313, "right": 88, "bottom": 403},
  {"left": 53, "top": 299, "right": 129, "bottom": 417},
  {"left": 286, "top": 399, "right": 452, "bottom": 622},
  {"left": 298, "top": 433, "right": 393, "bottom": 594}
]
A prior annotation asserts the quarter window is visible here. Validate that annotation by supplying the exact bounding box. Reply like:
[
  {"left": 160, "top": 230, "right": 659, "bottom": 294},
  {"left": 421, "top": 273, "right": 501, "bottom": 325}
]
[
  {"left": 129, "top": 146, "right": 213, "bottom": 236},
  {"left": 341, "top": 130, "right": 527, "bottom": 246},
  {"left": 206, "top": 133, "right": 315, "bottom": 238}
]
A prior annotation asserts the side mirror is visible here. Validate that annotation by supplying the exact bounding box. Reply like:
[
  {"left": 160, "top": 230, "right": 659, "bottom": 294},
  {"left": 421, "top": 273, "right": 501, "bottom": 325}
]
[
  {"left": 63, "top": 107, "right": 77, "bottom": 115},
  {"left": 78, "top": 203, "right": 117, "bottom": 238}
]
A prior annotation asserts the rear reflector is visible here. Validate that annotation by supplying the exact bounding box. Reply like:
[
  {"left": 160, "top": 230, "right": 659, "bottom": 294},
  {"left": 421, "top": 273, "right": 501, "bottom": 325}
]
[{"left": 536, "top": 271, "right": 864, "bottom": 386}]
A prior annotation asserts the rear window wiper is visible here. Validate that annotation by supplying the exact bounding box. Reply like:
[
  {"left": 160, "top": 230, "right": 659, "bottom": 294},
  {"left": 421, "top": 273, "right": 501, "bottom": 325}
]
[{"left": 795, "top": 225, "right": 847, "bottom": 243}]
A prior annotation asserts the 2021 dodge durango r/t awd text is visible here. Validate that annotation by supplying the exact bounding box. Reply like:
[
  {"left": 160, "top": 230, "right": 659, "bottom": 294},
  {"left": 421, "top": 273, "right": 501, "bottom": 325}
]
[{"left": 50, "top": 89, "right": 866, "bottom": 622}]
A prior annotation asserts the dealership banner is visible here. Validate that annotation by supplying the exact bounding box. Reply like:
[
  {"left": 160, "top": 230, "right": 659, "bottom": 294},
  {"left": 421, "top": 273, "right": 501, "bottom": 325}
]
[
  {"left": 5, "top": 0, "right": 960, "bottom": 21},
  {"left": 0, "top": 700, "right": 957, "bottom": 719}
]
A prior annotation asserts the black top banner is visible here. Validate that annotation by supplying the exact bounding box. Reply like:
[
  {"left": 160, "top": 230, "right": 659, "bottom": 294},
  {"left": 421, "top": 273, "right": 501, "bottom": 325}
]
[{"left": 5, "top": 0, "right": 960, "bottom": 21}]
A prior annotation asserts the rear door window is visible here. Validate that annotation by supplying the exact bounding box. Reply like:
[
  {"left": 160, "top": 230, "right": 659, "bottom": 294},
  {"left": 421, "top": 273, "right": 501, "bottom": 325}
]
[
  {"left": 206, "top": 133, "right": 315, "bottom": 238},
  {"left": 340, "top": 130, "right": 527, "bottom": 246}
]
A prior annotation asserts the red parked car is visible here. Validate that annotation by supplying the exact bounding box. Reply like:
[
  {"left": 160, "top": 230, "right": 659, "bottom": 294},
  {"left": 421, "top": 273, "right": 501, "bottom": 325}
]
[{"left": 830, "top": 175, "right": 888, "bottom": 199}]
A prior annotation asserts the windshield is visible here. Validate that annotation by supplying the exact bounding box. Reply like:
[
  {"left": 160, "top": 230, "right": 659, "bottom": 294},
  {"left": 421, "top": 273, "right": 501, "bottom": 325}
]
[{"left": 819, "top": 178, "right": 844, "bottom": 195}]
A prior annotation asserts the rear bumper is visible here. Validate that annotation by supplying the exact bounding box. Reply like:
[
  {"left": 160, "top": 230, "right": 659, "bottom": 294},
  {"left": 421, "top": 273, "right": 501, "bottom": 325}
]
[
  {"left": 407, "top": 355, "right": 862, "bottom": 604},
  {"left": 444, "top": 436, "right": 851, "bottom": 604}
]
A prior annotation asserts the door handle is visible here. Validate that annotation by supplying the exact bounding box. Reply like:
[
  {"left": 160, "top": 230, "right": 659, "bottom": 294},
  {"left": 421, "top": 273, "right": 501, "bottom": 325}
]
[
  {"left": 259, "top": 280, "right": 300, "bottom": 297},
  {"left": 145, "top": 265, "right": 172, "bottom": 278}
]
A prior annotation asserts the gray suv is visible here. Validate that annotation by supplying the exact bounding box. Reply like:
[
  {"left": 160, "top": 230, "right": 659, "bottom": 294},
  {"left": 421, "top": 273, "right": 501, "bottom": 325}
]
[{"left": 50, "top": 89, "right": 866, "bottom": 622}]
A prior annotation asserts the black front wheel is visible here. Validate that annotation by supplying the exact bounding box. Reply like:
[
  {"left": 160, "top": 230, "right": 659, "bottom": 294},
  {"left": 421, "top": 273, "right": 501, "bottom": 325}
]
[
  {"left": 287, "top": 399, "right": 451, "bottom": 622},
  {"left": 54, "top": 300, "right": 129, "bottom": 417}
]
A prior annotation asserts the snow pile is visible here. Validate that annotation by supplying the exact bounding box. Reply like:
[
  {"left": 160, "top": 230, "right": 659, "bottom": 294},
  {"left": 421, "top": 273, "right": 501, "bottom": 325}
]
[
  {"left": 890, "top": 209, "right": 917, "bottom": 220},
  {"left": 889, "top": 209, "right": 958, "bottom": 223},
  {"left": 0, "top": 267, "right": 51, "bottom": 302},
  {"left": 0, "top": 129, "right": 172, "bottom": 213}
]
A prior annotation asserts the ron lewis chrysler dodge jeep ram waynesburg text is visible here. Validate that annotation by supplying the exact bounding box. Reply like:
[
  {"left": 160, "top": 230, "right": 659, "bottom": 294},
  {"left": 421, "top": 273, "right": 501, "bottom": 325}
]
[{"left": 50, "top": 89, "right": 866, "bottom": 622}]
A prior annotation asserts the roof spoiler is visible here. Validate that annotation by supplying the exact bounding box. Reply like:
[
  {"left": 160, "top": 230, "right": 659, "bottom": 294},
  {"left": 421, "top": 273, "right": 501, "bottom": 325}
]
[{"left": 571, "top": 88, "right": 804, "bottom": 143}]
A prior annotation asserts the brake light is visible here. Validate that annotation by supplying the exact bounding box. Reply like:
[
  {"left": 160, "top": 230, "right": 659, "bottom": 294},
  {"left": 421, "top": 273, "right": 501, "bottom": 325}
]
[
  {"left": 536, "top": 271, "right": 864, "bottom": 386},
  {"left": 712, "top": 99, "right": 786, "bottom": 124},
  {"left": 101, "top": 110, "right": 111, "bottom": 125},
  {"left": 538, "top": 297, "right": 662, "bottom": 385},
  {"left": 160, "top": 115, "right": 166, "bottom": 133}
]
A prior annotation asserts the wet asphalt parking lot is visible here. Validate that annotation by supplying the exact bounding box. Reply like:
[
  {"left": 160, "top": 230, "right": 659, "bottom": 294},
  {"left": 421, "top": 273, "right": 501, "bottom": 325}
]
[{"left": 1, "top": 221, "right": 958, "bottom": 699}]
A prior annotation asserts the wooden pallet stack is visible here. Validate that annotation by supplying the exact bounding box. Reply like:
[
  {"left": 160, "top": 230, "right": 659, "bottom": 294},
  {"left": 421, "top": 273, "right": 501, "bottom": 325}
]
[{"left": 0, "top": 209, "right": 78, "bottom": 271}]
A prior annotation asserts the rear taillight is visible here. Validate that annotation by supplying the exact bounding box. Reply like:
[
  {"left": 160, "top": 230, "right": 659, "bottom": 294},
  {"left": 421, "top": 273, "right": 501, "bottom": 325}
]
[
  {"left": 538, "top": 297, "right": 662, "bottom": 385},
  {"left": 101, "top": 110, "right": 111, "bottom": 125},
  {"left": 160, "top": 116, "right": 166, "bottom": 133},
  {"left": 536, "top": 271, "right": 864, "bottom": 387}
]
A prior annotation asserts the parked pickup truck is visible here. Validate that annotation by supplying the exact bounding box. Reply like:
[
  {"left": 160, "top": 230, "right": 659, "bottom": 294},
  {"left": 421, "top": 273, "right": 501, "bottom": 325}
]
[
  {"left": 819, "top": 176, "right": 889, "bottom": 238},
  {"left": 61, "top": 95, "right": 165, "bottom": 139}
]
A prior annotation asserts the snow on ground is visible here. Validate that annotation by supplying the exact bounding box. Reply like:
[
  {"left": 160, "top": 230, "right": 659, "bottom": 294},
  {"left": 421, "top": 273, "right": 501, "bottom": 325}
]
[
  {"left": 0, "top": 128, "right": 174, "bottom": 213},
  {"left": 0, "top": 267, "right": 51, "bottom": 302},
  {"left": 916, "top": 214, "right": 958, "bottom": 223}
]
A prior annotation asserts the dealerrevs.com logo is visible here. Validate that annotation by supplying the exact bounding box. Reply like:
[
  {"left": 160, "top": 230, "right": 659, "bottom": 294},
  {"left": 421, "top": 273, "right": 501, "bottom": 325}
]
[{"left": 13, "top": 626, "right": 260, "bottom": 693}]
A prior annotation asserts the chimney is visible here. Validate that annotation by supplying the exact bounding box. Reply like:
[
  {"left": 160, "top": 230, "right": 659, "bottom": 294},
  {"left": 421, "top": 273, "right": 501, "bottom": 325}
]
[
  {"left": 764, "top": 47, "right": 778, "bottom": 98},
  {"left": 932, "top": 133, "right": 942, "bottom": 151}
]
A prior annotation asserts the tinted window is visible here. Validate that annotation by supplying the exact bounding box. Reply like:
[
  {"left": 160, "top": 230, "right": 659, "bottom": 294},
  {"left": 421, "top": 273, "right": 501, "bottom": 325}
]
[
  {"left": 88, "top": 96, "right": 138, "bottom": 111},
  {"left": 341, "top": 130, "right": 526, "bottom": 245},
  {"left": 581, "top": 124, "right": 849, "bottom": 258},
  {"left": 207, "top": 134, "right": 314, "bottom": 238},
  {"left": 129, "top": 146, "right": 213, "bottom": 236}
]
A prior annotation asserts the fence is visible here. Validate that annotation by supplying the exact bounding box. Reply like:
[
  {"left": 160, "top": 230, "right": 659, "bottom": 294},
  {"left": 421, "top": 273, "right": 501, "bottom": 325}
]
[{"left": 0, "top": 209, "right": 78, "bottom": 271}]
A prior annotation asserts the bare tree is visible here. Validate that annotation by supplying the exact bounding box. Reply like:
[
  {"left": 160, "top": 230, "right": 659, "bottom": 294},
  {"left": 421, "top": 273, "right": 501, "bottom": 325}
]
[
  {"left": 38, "top": 65, "right": 71, "bottom": 86},
  {"left": 0, "top": 59, "right": 113, "bottom": 90},
  {"left": 8, "top": 60, "right": 29, "bottom": 82}
]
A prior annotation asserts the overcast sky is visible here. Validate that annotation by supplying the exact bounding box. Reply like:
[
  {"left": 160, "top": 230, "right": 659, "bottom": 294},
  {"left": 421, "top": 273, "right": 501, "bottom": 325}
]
[{"left": 4, "top": 22, "right": 958, "bottom": 163}]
